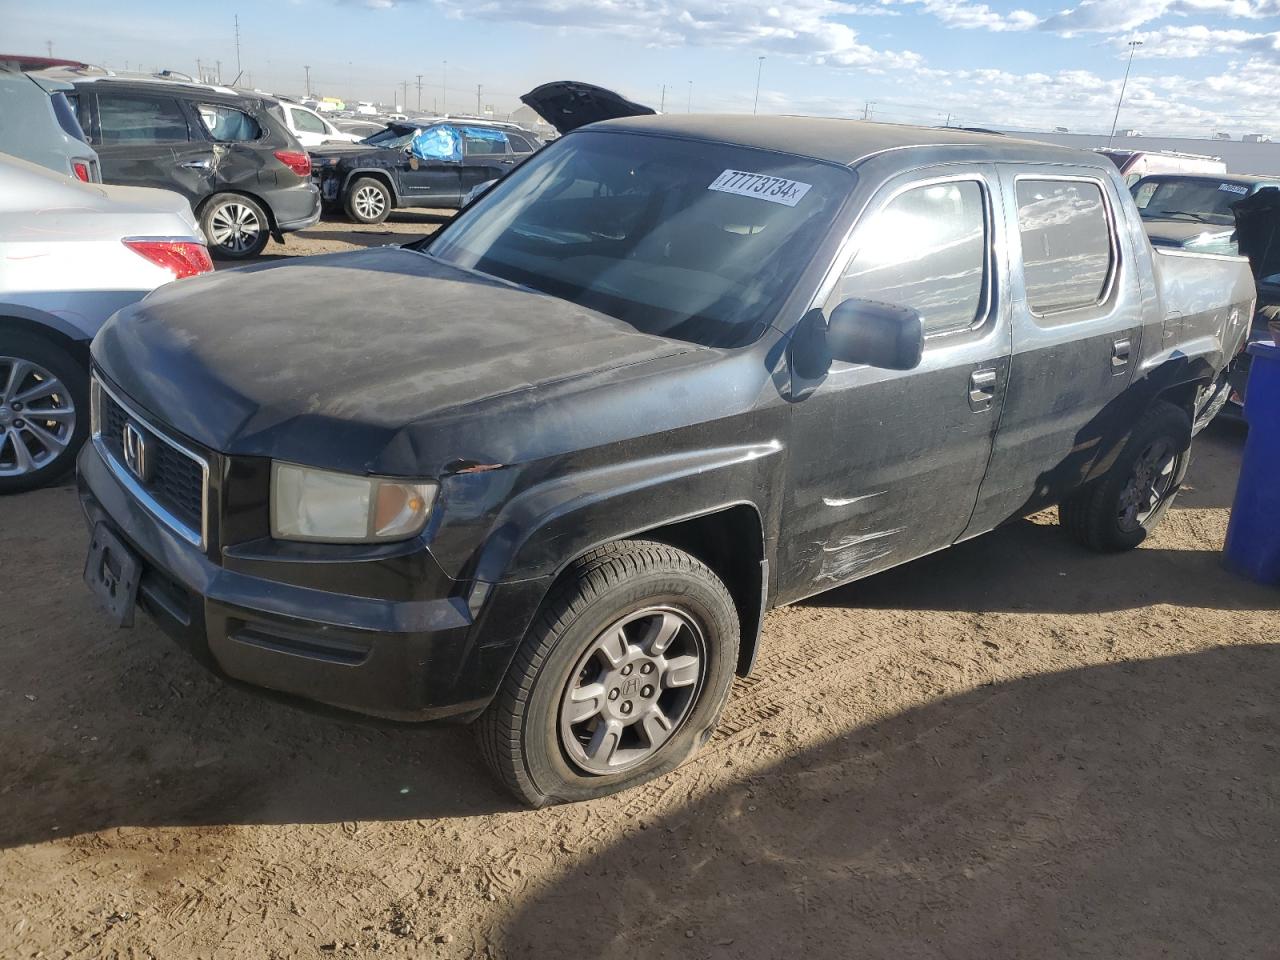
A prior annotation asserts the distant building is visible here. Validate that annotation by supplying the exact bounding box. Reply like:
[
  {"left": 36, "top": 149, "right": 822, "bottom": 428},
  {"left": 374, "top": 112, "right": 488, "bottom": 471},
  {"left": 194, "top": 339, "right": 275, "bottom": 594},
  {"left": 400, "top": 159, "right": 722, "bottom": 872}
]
[
  {"left": 1054, "top": 126, "right": 1069, "bottom": 133},
  {"left": 1121, "top": 128, "right": 1142, "bottom": 137},
  {"left": 1213, "top": 131, "right": 1232, "bottom": 140},
  {"left": 1243, "top": 133, "right": 1274, "bottom": 144}
]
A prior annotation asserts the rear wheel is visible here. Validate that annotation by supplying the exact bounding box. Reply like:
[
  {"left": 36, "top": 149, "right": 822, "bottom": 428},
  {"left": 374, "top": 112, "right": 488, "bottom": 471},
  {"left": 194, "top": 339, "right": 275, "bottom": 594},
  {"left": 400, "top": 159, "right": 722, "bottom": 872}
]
[
  {"left": 477, "top": 540, "right": 740, "bottom": 807},
  {"left": 0, "top": 334, "right": 88, "bottom": 494},
  {"left": 201, "top": 193, "right": 270, "bottom": 260},
  {"left": 1059, "top": 401, "right": 1191, "bottom": 552},
  {"left": 345, "top": 177, "right": 391, "bottom": 224}
]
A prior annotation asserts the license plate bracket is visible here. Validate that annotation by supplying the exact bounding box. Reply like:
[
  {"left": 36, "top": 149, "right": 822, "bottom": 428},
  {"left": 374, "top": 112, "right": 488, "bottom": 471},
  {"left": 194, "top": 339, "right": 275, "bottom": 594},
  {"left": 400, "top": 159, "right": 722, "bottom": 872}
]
[{"left": 84, "top": 523, "right": 141, "bottom": 627}]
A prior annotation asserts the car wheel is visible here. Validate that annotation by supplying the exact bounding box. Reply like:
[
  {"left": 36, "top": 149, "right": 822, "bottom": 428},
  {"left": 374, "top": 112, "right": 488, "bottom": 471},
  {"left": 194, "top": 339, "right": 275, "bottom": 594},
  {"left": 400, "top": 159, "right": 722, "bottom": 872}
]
[
  {"left": 201, "top": 193, "right": 270, "bottom": 260},
  {"left": 477, "top": 540, "right": 740, "bottom": 807},
  {"left": 0, "top": 334, "right": 89, "bottom": 494},
  {"left": 1059, "top": 401, "right": 1191, "bottom": 552},
  {"left": 345, "top": 178, "right": 391, "bottom": 224}
]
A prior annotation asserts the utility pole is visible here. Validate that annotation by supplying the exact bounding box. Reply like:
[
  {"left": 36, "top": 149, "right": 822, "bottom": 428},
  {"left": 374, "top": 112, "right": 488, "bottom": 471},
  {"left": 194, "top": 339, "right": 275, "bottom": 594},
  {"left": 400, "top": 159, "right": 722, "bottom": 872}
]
[
  {"left": 233, "top": 14, "right": 242, "bottom": 77},
  {"left": 46, "top": 40, "right": 53, "bottom": 57},
  {"left": 215, "top": 60, "right": 222, "bottom": 83},
  {"left": 197, "top": 58, "right": 204, "bottom": 83},
  {"left": 687, "top": 80, "right": 692, "bottom": 113},
  {"left": 401, "top": 80, "right": 409, "bottom": 110},
  {"left": 304, "top": 65, "right": 311, "bottom": 97},
  {"left": 416, "top": 74, "right": 423, "bottom": 112},
  {"left": 1108, "top": 38, "right": 1144, "bottom": 148},
  {"left": 862, "top": 100, "right": 875, "bottom": 120},
  {"left": 659, "top": 84, "right": 666, "bottom": 112},
  {"left": 943, "top": 112, "right": 952, "bottom": 127},
  {"left": 753, "top": 56, "right": 765, "bottom": 115},
  {"left": 476, "top": 84, "right": 482, "bottom": 114},
  {"left": 442, "top": 60, "right": 448, "bottom": 114}
]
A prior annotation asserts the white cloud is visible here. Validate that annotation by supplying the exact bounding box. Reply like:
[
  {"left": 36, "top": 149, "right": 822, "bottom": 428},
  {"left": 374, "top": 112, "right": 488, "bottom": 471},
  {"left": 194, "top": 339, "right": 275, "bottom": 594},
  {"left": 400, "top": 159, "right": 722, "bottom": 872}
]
[
  {"left": 1039, "top": 0, "right": 1280, "bottom": 35},
  {"left": 1124, "top": 24, "right": 1280, "bottom": 62},
  {"left": 911, "top": 0, "right": 1038, "bottom": 31},
  {"left": 429, "top": 0, "right": 922, "bottom": 69}
]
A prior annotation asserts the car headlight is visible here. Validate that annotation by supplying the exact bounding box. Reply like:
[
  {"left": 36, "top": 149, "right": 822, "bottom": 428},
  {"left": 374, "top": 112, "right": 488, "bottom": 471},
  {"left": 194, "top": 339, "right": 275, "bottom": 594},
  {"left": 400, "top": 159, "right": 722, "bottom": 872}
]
[{"left": 271, "top": 462, "right": 437, "bottom": 543}]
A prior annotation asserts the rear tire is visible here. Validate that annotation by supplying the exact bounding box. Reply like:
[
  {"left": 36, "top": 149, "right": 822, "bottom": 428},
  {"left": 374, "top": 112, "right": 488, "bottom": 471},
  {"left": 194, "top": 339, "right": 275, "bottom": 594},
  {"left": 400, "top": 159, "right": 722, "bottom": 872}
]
[
  {"left": 1059, "top": 401, "right": 1191, "bottom": 552},
  {"left": 476, "top": 540, "right": 740, "bottom": 807},
  {"left": 0, "top": 334, "right": 88, "bottom": 494},
  {"left": 200, "top": 193, "right": 270, "bottom": 260},
  {"left": 345, "top": 177, "right": 391, "bottom": 224}
]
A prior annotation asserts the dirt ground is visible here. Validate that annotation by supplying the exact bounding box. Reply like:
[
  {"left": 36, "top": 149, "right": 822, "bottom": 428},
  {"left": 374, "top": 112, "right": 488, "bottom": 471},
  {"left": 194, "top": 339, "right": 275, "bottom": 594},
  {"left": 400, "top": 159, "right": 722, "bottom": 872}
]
[{"left": 1, "top": 219, "right": 1277, "bottom": 958}]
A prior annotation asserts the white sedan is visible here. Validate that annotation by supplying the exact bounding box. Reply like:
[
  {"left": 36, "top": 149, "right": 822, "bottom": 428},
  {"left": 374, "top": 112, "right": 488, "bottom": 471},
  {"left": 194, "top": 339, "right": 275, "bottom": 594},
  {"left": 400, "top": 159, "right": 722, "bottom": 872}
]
[{"left": 0, "top": 153, "right": 212, "bottom": 492}]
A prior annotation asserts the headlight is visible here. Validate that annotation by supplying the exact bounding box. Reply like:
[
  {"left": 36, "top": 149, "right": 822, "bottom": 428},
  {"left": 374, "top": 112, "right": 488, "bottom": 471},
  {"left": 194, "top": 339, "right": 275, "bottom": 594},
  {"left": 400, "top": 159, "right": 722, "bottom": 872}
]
[{"left": 271, "top": 462, "right": 437, "bottom": 543}]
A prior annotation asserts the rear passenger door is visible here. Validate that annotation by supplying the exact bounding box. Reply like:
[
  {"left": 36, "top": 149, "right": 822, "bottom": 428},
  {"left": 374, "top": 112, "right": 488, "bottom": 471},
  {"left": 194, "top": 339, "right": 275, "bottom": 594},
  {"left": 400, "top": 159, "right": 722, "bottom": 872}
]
[
  {"left": 962, "top": 168, "right": 1143, "bottom": 537},
  {"left": 459, "top": 126, "right": 516, "bottom": 195},
  {"left": 89, "top": 90, "right": 213, "bottom": 204},
  {"left": 778, "top": 165, "right": 1012, "bottom": 602}
]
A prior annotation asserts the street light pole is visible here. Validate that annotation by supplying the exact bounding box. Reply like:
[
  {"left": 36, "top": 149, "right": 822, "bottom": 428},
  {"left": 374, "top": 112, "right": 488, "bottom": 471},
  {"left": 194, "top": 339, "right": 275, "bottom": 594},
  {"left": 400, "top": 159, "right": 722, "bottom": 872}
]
[
  {"left": 303, "top": 65, "right": 311, "bottom": 98},
  {"left": 1108, "top": 39, "right": 1144, "bottom": 148},
  {"left": 442, "top": 60, "right": 448, "bottom": 115},
  {"left": 687, "top": 80, "right": 692, "bottom": 113},
  {"left": 753, "top": 56, "right": 765, "bottom": 115}
]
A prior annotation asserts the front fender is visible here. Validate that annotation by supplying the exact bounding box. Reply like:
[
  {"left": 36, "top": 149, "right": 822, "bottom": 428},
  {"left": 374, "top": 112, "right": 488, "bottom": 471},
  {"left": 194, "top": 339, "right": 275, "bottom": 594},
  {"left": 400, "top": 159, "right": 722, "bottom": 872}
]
[{"left": 458, "top": 440, "right": 783, "bottom": 587}]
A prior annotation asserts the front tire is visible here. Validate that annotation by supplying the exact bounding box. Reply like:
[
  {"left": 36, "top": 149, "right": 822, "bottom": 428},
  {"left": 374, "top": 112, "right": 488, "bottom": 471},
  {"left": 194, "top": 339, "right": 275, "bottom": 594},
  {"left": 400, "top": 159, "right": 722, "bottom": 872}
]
[
  {"left": 201, "top": 193, "right": 270, "bottom": 260},
  {"left": 477, "top": 540, "right": 740, "bottom": 807},
  {"left": 0, "top": 334, "right": 88, "bottom": 494},
  {"left": 1059, "top": 401, "right": 1192, "bottom": 552},
  {"left": 345, "top": 177, "right": 391, "bottom": 224}
]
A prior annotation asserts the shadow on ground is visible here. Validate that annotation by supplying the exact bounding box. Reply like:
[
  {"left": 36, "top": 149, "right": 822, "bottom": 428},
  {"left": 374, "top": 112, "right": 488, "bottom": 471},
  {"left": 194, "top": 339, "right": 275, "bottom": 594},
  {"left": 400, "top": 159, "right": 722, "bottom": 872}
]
[{"left": 500, "top": 644, "right": 1280, "bottom": 958}]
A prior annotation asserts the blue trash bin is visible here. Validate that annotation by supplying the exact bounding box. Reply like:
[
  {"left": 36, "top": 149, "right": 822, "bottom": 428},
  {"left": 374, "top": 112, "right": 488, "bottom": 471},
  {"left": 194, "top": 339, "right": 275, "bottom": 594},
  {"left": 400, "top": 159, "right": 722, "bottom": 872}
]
[{"left": 1223, "top": 338, "right": 1280, "bottom": 584}]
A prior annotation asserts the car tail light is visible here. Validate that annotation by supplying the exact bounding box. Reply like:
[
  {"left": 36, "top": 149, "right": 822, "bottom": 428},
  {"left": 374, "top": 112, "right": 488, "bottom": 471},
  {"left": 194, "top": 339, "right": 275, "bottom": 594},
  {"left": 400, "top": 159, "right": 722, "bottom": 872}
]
[
  {"left": 72, "top": 159, "right": 93, "bottom": 182},
  {"left": 274, "top": 149, "right": 311, "bottom": 177},
  {"left": 123, "top": 240, "right": 215, "bottom": 279}
]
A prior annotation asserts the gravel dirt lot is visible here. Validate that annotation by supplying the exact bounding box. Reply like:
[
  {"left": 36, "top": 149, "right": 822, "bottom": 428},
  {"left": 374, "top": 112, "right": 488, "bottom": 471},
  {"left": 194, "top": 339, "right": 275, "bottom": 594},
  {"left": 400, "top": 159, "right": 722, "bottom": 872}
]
[{"left": 2, "top": 216, "right": 1277, "bottom": 958}]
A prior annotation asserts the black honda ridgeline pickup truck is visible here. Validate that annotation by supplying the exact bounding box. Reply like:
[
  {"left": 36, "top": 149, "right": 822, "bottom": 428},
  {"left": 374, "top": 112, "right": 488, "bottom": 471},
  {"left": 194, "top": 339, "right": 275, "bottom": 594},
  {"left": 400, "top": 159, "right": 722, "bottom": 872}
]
[{"left": 80, "top": 116, "right": 1253, "bottom": 806}]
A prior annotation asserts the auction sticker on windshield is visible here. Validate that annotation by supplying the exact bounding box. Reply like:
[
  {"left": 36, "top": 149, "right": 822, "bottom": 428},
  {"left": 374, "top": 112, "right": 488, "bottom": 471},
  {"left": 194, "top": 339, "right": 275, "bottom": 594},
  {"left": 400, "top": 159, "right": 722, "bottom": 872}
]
[
  {"left": 708, "top": 169, "right": 812, "bottom": 207},
  {"left": 1219, "top": 183, "right": 1249, "bottom": 195}
]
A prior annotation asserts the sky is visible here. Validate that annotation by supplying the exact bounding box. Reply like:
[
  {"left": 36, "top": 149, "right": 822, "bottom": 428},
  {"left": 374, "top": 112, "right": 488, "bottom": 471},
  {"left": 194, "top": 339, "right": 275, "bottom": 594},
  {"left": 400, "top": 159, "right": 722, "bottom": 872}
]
[{"left": 6, "top": 0, "right": 1280, "bottom": 138}]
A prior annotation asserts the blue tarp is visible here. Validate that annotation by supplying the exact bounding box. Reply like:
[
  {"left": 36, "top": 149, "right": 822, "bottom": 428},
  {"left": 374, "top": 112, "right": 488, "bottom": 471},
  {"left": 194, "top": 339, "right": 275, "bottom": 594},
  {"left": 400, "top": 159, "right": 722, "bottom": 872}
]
[{"left": 412, "top": 126, "right": 461, "bottom": 162}]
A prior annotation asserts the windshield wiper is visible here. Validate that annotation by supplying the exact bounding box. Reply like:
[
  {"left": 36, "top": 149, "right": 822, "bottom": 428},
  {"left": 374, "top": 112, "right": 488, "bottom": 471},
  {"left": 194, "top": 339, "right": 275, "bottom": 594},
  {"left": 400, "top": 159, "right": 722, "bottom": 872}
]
[{"left": 1149, "top": 210, "right": 1215, "bottom": 223}]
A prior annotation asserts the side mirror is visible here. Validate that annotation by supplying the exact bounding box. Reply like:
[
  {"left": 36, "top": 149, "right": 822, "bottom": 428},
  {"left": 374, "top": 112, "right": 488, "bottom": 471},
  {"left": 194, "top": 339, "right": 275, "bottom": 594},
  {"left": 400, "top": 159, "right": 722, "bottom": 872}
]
[{"left": 826, "top": 298, "right": 924, "bottom": 370}]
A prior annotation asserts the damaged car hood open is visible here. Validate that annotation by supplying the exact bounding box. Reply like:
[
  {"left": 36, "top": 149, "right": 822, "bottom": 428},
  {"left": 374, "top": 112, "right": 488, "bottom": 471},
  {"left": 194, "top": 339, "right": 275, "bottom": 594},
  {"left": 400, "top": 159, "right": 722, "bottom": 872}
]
[
  {"left": 519, "top": 81, "right": 655, "bottom": 135},
  {"left": 92, "top": 247, "right": 695, "bottom": 471}
]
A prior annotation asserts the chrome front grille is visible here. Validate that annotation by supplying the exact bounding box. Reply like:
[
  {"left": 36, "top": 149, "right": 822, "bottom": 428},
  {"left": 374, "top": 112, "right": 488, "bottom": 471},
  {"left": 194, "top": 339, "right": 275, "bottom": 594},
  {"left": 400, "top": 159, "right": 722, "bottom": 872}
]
[{"left": 91, "top": 376, "right": 209, "bottom": 548}]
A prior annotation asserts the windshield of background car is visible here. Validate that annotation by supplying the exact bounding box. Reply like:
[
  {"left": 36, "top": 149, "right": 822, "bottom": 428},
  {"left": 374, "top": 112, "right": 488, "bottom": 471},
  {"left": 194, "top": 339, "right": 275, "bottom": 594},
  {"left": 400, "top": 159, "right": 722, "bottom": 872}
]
[
  {"left": 427, "top": 130, "right": 853, "bottom": 348},
  {"left": 1132, "top": 177, "right": 1248, "bottom": 225},
  {"left": 362, "top": 124, "right": 417, "bottom": 148}
]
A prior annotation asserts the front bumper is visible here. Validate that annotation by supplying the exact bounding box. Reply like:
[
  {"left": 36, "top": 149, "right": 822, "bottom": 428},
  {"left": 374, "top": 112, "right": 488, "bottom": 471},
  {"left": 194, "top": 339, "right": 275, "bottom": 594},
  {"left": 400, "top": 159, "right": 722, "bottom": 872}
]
[{"left": 77, "top": 440, "right": 545, "bottom": 722}]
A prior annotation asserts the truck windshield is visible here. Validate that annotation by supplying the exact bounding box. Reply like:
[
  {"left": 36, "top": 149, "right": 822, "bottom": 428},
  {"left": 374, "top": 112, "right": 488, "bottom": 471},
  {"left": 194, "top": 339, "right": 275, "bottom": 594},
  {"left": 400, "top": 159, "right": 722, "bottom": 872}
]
[
  {"left": 426, "top": 130, "right": 853, "bottom": 348},
  {"left": 1133, "top": 177, "right": 1249, "bottom": 226}
]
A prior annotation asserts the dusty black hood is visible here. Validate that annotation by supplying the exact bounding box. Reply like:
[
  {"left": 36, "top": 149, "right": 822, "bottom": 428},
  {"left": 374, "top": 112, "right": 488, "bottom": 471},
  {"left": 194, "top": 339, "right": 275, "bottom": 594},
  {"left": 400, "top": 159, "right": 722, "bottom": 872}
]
[
  {"left": 92, "top": 247, "right": 695, "bottom": 473},
  {"left": 519, "top": 81, "right": 654, "bottom": 135},
  {"left": 1141, "top": 218, "right": 1235, "bottom": 248}
]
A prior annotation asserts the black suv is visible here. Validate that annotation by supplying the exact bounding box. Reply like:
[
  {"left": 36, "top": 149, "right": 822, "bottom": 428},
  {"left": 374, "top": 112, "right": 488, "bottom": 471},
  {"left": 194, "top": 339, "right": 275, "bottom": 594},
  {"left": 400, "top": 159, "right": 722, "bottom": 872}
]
[
  {"left": 61, "top": 75, "right": 320, "bottom": 259},
  {"left": 310, "top": 120, "right": 540, "bottom": 223}
]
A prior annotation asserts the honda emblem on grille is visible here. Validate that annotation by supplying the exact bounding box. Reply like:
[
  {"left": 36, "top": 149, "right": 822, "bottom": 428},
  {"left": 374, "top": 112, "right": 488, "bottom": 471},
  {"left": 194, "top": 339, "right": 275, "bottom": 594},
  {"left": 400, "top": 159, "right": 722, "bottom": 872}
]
[{"left": 121, "top": 421, "right": 152, "bottom": 482}]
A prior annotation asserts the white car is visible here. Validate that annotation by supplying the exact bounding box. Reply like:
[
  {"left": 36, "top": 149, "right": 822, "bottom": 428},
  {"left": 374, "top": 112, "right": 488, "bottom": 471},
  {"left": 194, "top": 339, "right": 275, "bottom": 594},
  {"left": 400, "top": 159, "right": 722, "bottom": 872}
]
[
  {"left": 271, "top": 101, "right": 363, "bottom": 147},
  {"left": 0, "top": 153, "right": 212, "bottom": 492}
]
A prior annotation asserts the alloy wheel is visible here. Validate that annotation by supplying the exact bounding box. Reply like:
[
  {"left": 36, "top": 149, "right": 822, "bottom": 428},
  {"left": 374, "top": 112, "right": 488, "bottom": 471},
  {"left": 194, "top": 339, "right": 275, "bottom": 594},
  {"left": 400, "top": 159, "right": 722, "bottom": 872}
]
[
  {"left": 558, "top": 606, "right": 706, "bottom": 775},
  {"left": 207, "top": 201, "right": 263, "bottom": 254},
  {"left": 1117, "top": 438, "right": 1177, "bottom": 532},
  {"left": 353, "top": 184, "right": 387, "bottom": 220},
  {"left": 0, "top": 356, "right": 76, "bottom": 478}
]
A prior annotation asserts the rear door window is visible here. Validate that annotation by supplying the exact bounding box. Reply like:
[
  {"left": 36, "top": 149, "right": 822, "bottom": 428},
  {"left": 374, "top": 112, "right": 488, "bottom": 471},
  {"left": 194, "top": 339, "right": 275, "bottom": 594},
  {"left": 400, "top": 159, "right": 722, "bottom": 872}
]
[
  {"left": 291, "top": 107, "right": 328, "bottom": 135},
  {"left": 835, "top": 179, "right": 990, "bottom": 336},
  {"left": 197, "top": 103, "right": 262, "bottom": 142},
  {"left": 1015, "top": 179, "right": 1114, "bottom": 316},
  {"left": 506, "top": 132, "right": 535, "bottom": 153},
  {"left": 462, "top": 127, "right": 509, "bottom": 156},
  {"left": 96, "top": 93, "right": 190, "bottom": 143}
]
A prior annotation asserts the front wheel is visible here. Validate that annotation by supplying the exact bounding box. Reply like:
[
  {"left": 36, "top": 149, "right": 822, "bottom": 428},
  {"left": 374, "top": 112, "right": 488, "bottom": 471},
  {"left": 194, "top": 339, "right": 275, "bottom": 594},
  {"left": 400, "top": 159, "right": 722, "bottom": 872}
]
[
  {"left": 476, "top": 540, "right": 740, "bottom": 807},
  {"left": 1059, "top": 401, "right": 1191, "bottom": 552}
]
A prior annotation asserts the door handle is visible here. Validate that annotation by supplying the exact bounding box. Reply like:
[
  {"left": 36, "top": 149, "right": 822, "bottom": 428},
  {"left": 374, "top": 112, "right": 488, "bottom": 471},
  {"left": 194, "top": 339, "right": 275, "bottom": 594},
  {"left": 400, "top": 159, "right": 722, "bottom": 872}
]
[
  {"left": 179, "top": 158, "right": 212, "bottom": 170},
  {"left": 968, "top": 368, "right": 998, "bottom": 412},
  {"left": 499, "top": 158, "right": 516, "bottom": 165},
  {"left": 1112, "top": 337, "right": 1132, "bottom": 371}
]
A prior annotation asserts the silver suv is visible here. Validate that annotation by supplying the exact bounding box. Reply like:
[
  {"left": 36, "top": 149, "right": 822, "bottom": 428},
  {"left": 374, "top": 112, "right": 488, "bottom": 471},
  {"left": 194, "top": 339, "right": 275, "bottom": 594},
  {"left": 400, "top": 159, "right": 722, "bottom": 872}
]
[{"left": 0, "top": 67, "right": 100, "bottom": 182}]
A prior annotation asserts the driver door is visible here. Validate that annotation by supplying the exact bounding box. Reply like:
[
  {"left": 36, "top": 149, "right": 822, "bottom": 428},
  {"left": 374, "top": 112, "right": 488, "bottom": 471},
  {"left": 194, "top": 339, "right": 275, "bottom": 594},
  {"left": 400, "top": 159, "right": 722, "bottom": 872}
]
[
  {"left": 777, "top": 165, "right": 1013, "bottom": 603},
  {"left": 400, "top": 124, "right": 462, "bottom": 206}
]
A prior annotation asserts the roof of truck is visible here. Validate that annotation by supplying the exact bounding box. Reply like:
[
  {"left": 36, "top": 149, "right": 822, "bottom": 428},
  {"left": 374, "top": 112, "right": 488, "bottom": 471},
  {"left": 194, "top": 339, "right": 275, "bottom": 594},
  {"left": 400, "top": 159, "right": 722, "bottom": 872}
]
[{"left": 590, "top": 114, "right": 1108, "bottom": 169}]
